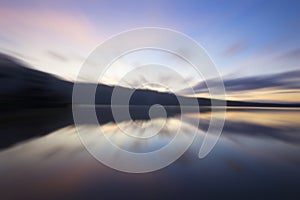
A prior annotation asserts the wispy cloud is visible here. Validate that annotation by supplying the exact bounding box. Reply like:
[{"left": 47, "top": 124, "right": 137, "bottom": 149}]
[
  {"left": 222, "top": 41, "right": 246, "bottom": 56},
  {"left": 178, "top": 69, "right": 300, "bottom": 102},
  {"left": 277, "top": 48, "right": 300, "bottom": 61},
  {"left": 190, "top": 69, "right": 300, "bottom": 94},
  {"left": 46, "top": 50, "right": 68, "bottom": 62},
  {"left": 0, "top": 7, "right": 99, "bottom": 45}
]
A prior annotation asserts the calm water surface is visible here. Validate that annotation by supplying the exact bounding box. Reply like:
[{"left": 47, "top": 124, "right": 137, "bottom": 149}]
[{"left": 0, "top": 107, "right": 299, "bottom": 199}]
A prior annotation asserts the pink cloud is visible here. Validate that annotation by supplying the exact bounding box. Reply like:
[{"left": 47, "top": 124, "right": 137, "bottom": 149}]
[{"left": 0, "top": 7, "right": 100, "bottom": 46}]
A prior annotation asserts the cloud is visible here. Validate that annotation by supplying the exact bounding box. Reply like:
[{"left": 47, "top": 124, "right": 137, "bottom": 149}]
[
  {"left": 0, "top": 34, "right": 17, "bottom": 45},
  {"left": 46, "top": 50, "right": 68, "bottom": 62},
  {"left": 0, "top": 7, "right": 99, "bottom": 45},
  {"left": 277, "top": 48, "right": 300, "bottom": 60},
  {"left": 222, "top": 41, "right": 245, "bottom": 56},
  {"left": 185, "top": 69, "right": 300, "bottom": 94}
]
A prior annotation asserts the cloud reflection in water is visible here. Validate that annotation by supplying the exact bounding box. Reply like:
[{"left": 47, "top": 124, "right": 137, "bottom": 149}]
[{"left": 0, "top": 108, "right": 299, "bottom": 199}]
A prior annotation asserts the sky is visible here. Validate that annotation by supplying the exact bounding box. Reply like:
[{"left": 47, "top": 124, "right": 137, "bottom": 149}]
[{"left": 0, "top": 0, "right": 299, "bottom": 102}]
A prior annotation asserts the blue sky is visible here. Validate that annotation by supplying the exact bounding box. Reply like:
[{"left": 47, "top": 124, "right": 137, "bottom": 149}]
[{"left": 0, "top": 0, "right": 299, "bottom": 102}]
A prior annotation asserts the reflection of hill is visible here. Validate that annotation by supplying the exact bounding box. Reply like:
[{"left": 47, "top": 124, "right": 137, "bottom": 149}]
[
  {"left": 1, "top": 53, "right": 299, "bottom": 108},
  {"left": 0, "top": 106, "right": 180, "bottom": 149},
  {"left": 1, "top": 107, "right": 300, "bottom": 150}
]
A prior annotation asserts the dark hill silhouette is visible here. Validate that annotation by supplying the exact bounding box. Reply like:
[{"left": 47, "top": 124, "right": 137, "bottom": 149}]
[{"left": 0, "top": 53, "right": 299, "bottom": 109}]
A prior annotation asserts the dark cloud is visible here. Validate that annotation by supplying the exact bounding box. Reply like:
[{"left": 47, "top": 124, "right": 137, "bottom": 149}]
[{"left": 189, "top": 69, "right": 300, "bottom": 93}]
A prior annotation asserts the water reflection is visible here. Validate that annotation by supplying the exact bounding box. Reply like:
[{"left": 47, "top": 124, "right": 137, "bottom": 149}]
[{"left": 0, "top": 107, "right": 299, "bottom": 199}]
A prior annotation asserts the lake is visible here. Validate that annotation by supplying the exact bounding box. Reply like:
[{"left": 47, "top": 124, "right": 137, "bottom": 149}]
[{"left": 0, "top": 107, "right": 299, "bottom": 199}]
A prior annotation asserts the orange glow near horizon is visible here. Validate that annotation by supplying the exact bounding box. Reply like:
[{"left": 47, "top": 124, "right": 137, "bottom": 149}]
[{"left": 189, "top": 88, "right": 300, "bottom": 103}]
